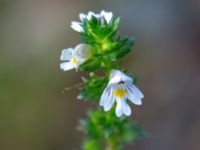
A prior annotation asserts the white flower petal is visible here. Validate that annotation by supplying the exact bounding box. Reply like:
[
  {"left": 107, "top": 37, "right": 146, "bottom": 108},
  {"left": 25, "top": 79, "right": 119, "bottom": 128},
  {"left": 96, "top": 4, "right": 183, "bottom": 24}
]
[
  {"left": 99, "top": 17, "right": 105, "bottom": 26},
  {"left": 74, "top": 44, "right": 92, "bottom": 60},
  {"left": 101, "top": 10, "right": 113, "bottom": 23},
  {"left": 103, "top": 94, "right": 115, "bottom": 111},
  {"left": 71, "top": 44, "right": 92, "bottom": 67},
  {"left": 60, "top": 62, "right": 75, "bottom": 71},
  {"left": 87, "top": 11, "right": 95, "bottom": 20},
  {"left": 126, "top": 83, "right": 144, "bottom": 105},
  {"left": 79, "top": 13, "right": 86, "bottom": 21},
  {"left": 109, "top": 70, "right": 132, "bottom": 85},
  {"left": 100, "top": 86, "right": 111, "bottom": 106},
  {"left": 122, "top": 100, "right": 131, "bottom": 116},
  {"left": 71, "top": 21, "right": 83, "bottom": 32},
  {"left": 60, "top": 48, "right": 73, "bottom": 61},
  {"left": 116, "top": 99, "right": 131, "bottom": 117},
  {"left": 115, "top": 98, "right": 124, "bottom": 117}
]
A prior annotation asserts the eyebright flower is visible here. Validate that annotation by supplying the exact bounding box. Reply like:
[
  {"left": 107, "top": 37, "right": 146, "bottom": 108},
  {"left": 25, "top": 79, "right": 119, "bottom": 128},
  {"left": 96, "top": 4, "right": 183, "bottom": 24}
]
[
  {"left": 60, "top": 44, "right": 92, "bottom": 71},
  {"left": 71, "top": 10, "right": 113, "bottom": 32},
  {"left": 100, "top": 70, "right": 144, "bottom": 117}
]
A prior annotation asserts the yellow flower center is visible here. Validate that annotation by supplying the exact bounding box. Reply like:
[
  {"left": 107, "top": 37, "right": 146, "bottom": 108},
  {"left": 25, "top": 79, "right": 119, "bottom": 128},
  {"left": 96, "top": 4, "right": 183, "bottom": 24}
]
[
  {"left": 72, "top": 58, "right": 77, "bottom": 64},
  {"left": 113, "top": 89, "right": 127, "bottom": 98}
]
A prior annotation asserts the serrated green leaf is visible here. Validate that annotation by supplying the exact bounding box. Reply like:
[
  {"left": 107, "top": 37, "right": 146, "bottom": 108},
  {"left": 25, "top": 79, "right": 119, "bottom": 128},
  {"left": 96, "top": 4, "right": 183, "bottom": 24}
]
[{"left": 78, "top": 75, "right": 108, "bottom": 100}]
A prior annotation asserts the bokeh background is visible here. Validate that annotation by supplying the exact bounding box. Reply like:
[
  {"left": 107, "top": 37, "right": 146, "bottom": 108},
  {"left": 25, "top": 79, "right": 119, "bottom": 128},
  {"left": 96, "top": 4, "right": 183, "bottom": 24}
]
[{"left": 0, "top": 0, "right": 200, "bottom": 150}]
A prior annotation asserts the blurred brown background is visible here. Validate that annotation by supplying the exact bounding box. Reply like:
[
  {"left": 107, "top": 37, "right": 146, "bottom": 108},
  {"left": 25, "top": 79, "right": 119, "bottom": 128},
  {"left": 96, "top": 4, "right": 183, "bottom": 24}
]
[{"left": 0, "top": 0, "right": 200, "bottom": 150}]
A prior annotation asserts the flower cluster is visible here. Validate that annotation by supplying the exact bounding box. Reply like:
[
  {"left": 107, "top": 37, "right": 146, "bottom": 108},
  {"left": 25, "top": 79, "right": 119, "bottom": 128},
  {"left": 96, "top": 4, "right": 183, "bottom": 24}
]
[
  {"left": 71, "top": 11, "right": 113, "bottom": 32},
  {"left": 60, "top": 10, "right": 144, "bottom": 117}
]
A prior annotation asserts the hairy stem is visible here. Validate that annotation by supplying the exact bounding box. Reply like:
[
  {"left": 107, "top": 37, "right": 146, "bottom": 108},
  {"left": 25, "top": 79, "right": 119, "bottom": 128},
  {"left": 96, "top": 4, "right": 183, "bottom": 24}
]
[{"left": 106, "top": 138, "right": 119, "bottom": 150}]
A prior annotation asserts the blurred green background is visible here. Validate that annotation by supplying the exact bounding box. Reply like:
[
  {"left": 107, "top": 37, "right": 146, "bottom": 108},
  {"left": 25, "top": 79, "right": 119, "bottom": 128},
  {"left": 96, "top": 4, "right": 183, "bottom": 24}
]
[{"left": 0, "top": 0, "right": 200, "bottom": 150}]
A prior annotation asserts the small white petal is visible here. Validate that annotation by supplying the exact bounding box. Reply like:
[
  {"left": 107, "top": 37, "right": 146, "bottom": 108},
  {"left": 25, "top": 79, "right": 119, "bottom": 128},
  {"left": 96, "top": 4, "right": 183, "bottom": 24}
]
[
  {"left": 128, "top": 95, "right": 142, "bottom": 105},
  {"left": 116, "top": 99, "right": 131, "bottom": 117},
  {"left": 71, "top": 44, "right": 92, "bottom": 67},
  {"left": 100, "top": 86, "right": 111, "bottom": 106},
  {"left": 115, "top": 98, "right": 124, "bottom": 117},
  {"left": 103, "top": 94, "right": 115, "bottom": 111},
  {"left": 79, "top": 13, "right": 86, "bottom": 21},
  {"left": 126, "top": 83, "right": 144, "bottom": 105},
  {"left": 109, "top": 70, "right": 132, "bottom": 85},
  {"left": 60, "top": 62, "right": 74, "bottom": 71},
  {"left": 101, "top": 10, "right": 113, "bottom": 23},
  {"left": 74, "top": 44, "right": 92, "bottom": 60},
  {"left": 99, "top": 16, "right": 105, "bottom": 25},
  {"left": 87, "top": 11, "right": 95, "bottom": 20},
  {"left": 71, "top": 21, "right": 83, "bottom": 32},
  {"left": 122, "top": 100, "right": 131, "bottom": 116},
  {"left": 60, "top": 48, "right": 73, "bottom": 61}
]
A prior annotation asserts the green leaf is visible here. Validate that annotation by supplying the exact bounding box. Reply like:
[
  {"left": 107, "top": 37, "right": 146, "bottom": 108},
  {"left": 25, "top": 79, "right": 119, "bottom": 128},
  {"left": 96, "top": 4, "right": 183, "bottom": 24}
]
[
  {"left": 83, "top": 140, "right": 102, "bottom": 150},
  {"left": 78, "top": 75, "right": 108, "bottom": 100},
  {"left": 80, "top": 108, "right": 146, "bottom": 149}
]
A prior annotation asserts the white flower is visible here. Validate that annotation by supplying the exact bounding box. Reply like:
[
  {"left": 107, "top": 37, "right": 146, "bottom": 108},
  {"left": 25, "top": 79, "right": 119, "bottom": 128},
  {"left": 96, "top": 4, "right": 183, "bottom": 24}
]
[
  {"left": 71, "top": 21, "right": 83, "bottom": 32},
  {"left": 71, "top": 10, "right": 113, "bottom": 32},
  {"left": 100, "top": 70, "right": 144, "bottom": 117},
  {"left": 60, "top": 44, "right": 92, "bottom": 71}
]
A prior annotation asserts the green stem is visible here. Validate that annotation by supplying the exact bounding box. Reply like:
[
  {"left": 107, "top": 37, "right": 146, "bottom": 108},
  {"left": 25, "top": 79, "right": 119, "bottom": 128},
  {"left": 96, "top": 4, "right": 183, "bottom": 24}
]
[{"left": 106, "top": 138, "right": 118, "bottom": 150}]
